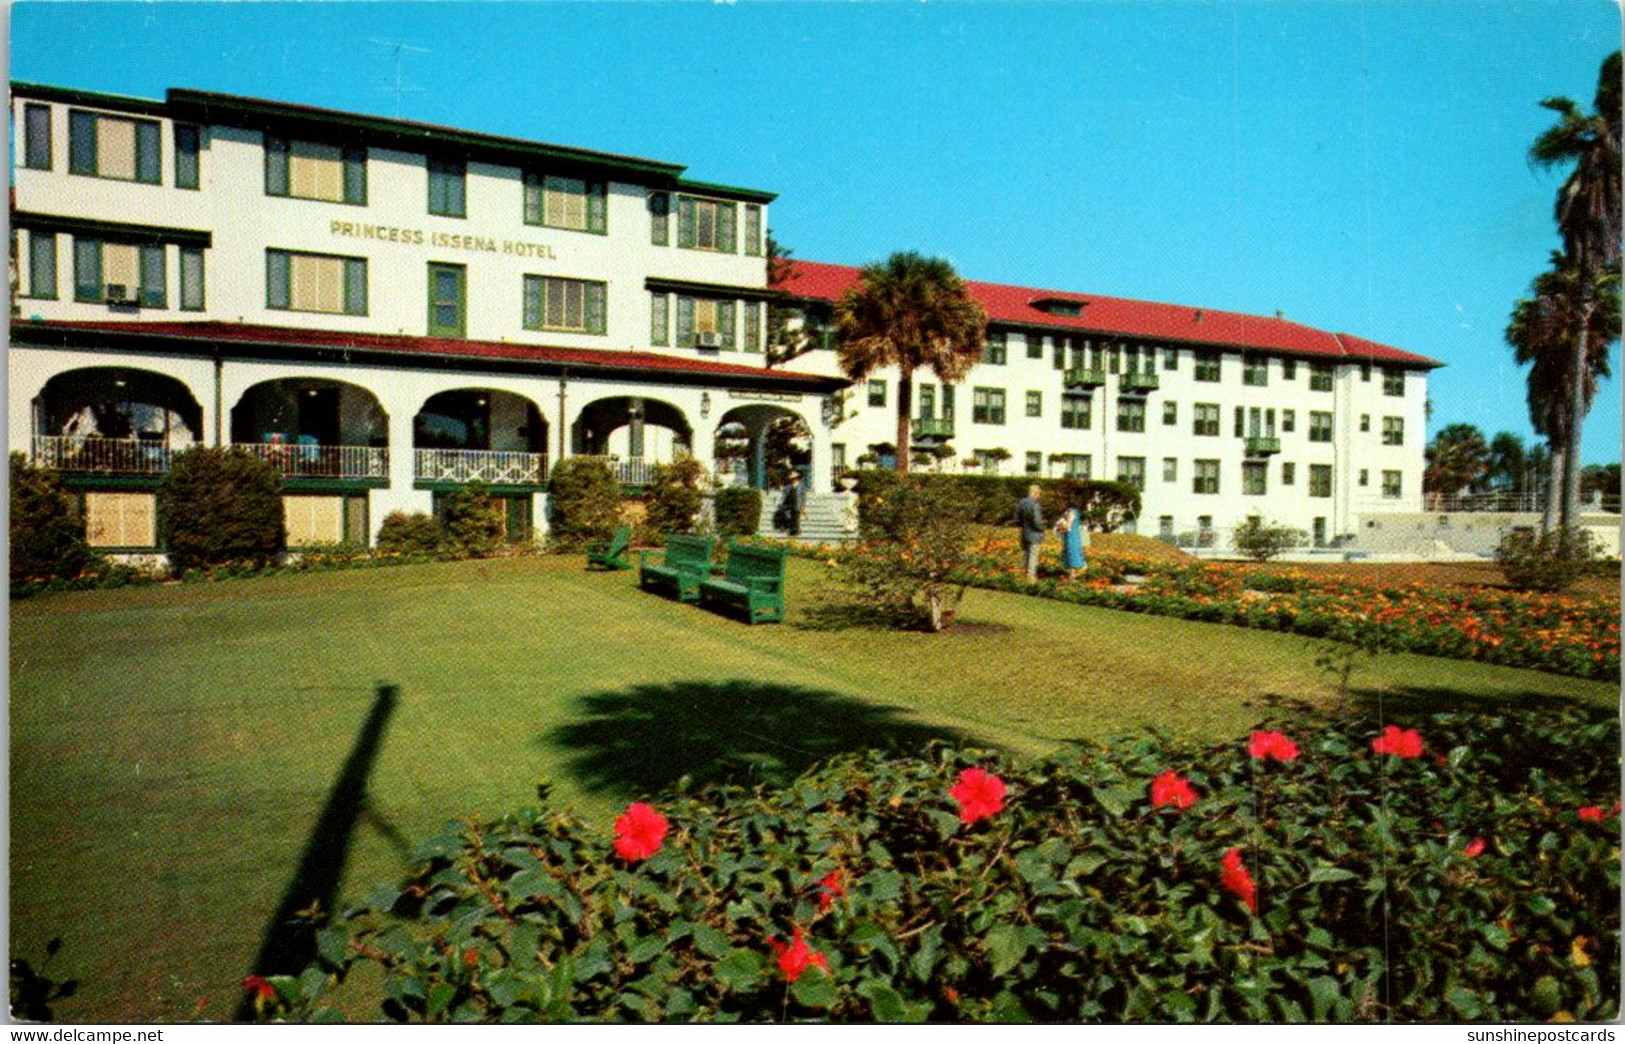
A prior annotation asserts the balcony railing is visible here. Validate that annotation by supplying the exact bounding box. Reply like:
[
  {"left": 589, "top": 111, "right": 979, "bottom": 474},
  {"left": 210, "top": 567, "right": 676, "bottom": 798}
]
[
  {"left": 238, "top": 442, "right": 388, "bottom": 480},
  {"left": 415, "top": 448, "right": 549, "bottom": 486},
  {"left": 571, "top": 455, "right": 661, "bottom": 486},
  {"left": 32, "top": 435, "right": 177, "bottom": 474},
  {"left": 1063, "top": 366, "right": 1106, "bottom": 389},
  {"left": 1120, "top": 371, "right": 1160, "bottom": 392},
  {"left": 912, "top": 416, "right": 955, "bottom": 439},
  {"left": 1244, "top": 436, "right": 1281, "bottom": 456}
]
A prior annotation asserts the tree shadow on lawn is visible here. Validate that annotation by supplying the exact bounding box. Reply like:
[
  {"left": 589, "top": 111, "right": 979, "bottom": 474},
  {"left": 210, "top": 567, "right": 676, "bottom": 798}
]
[
  {"left": 545, "top": 680, "right": 976, "bottom": 797},
  {"left": 1345, "top": 683, "right": 1609, "bottom": 719}
]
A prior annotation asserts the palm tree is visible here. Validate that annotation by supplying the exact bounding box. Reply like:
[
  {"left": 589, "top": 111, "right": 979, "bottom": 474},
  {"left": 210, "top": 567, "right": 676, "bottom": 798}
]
[
  {"left": 1487, "top": 431, "right": 1528, "bottom": 494},
  {"left": 1505, "top": 252, "right": 1620, "bottom": 526},
  {"left": 1424, "top": 423, "right": 1492, "bottom": 502},
  {"left": 833, "top": 252, "right": 987, "bottom": 475},
  {"left": 1529, "top": 50, "right": 1621, "bottom": 527}
]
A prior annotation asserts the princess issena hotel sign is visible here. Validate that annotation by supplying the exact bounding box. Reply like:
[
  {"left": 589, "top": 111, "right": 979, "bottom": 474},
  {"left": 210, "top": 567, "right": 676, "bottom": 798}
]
[{"left": 328, "top": 218, "right": 559, "bottom": 260}]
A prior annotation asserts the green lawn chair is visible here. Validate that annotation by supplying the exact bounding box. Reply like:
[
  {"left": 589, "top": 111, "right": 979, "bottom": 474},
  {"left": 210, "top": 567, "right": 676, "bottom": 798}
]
[{"left": 585, "top": 525, "right": 632, "bottom": 570}]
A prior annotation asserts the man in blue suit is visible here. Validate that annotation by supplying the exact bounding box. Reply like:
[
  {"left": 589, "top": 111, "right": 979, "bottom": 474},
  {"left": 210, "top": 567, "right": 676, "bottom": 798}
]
[{"left": 1016, "top": 485, "right": 1045, "bottom": 582}]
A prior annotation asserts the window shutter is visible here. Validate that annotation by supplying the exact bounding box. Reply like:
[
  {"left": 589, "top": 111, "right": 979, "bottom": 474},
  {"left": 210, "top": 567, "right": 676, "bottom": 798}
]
[
  {"left": 344, "top": 258, "right": 367, "bottom": 315},
  {"left": 25, "top": 105, "right": 52, "bottom": 170},
  {"left": 29, "top": 233, "right": 57, "bottom": 299},
  {"left": 342, "top": 147, "right": 367, "bottom": 204},
  {"left": 718, "top": 300, "right": 736, "bottom": 349},
  {"left": 586, "top": 282, "right": 607, "bottom": 334},
  {"left": 523, "top": 173, "right": 542, "bottom": 224},
  {"left": 264, "top": 136, "right": 289, "bottom": 195},
  {"left": 744, "top": 204, "right": 762, "bottom": 257},
  {"left": 135, "top": 121, "right": 161, "bottom": 184},
  {"left": 180, "top": 247, "right": 204, "bottom": 310},
  {"left": 522, "top": 275, "right": 542, "bottom": 329},
  {"left": 649, "top": 192, "right": 670, "bottom": 246},
  {"left": 175, "top": 125, "right": 200, "bottom": 189},
  {"left": 588, "top": 182, "right": 608, "bottom": 234},
  {"left": 1234, "top": 407, "right": 1244, "bottom": 438},
  {"left": 69, "top": 111, "right": 96, "bottom": 175},
  {"left": 677, "top": 196, "right": 696, "bottom": 249},
  {"left": 651, "top": 293, "right": 669, "bottom": 346},
  {"left": 744, "top": 301, "right": 761, "bottom": 353},
  {"left": 676, "top": 295, "right": 695, "bottom": 347},
  {"left": 719, "top": 203, "right": 737, "bottom": 253},
  {"left": 139, "top": 244, "right": 166, "bottom": 307},
  {"left": 74, "top": 238, "right": 102, "bottom": 301}
]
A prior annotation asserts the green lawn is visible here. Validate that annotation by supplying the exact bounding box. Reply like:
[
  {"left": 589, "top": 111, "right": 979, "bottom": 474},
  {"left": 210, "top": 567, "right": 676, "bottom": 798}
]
[{"left": 10, "top": 555, "right": 1614, "bottom": 1021}]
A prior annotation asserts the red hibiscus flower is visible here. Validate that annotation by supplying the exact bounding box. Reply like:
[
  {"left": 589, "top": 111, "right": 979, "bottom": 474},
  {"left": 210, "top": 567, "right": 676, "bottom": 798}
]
[
  {"left": 1578, "top": 805, "right": 1611, "bottom": 822},
  {"left": 1248, "top": 730, "right": 1300, "bottom": 762},
  {"left": 768, "top": 926, "right": 830, "bottom": 982},
  {"left": 816, "top": 869, "right": 847, "bottom": 913},
  {"left": 612, "top": 802, "right": 669, "bottom": 862},
  {"left": 1149, "top": 770, "right": 1198, "bottom": 810},
  {"left": 242, "top": 975, "right": 276, "bottom": 1001},
  {"left": 463, "top": 947, "right": 480, "bottom": 968},
  {"left": 1220, "top": 848, "right": 1258, "bottom": 913},
  {"left": 949, "top": 767, "right": 1007, "bottom": 824},
  {"left": 1463, "top": 837, "right": 1486, "bottom": 858},
  {"left": 1370, "top": 725, "right": 1424, "bottom": 759}
]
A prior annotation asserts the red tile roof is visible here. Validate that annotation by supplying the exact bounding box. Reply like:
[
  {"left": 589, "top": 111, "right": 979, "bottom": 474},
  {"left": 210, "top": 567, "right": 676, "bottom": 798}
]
[
  {"left": 775, "top": 261, "right": 1442, "bottom": 369},
  {"left": 14, "top": 319, "right": 845, "bottom": 387}
]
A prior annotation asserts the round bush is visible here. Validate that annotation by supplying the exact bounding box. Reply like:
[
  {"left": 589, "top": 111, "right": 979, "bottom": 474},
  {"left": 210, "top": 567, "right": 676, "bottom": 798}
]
[
  {"left": 643, "top": 458, "right": 707, "bottom": 538},
  {"left": 441, "top": 482, "right": 508, "bottom": 558},
  {"left": 9, "top": 452, "right": 96, "bottom": 585},
  {"left": 156, "top": 447, "right": 285, "bottom": 574},
  {"left": 548, "top": 458, "right": 622, "bottom": 550},
  {"left": 376, "top": 511, "right": 444, "bottom": 556},
  {"left": 713, "top": 487, "right": 763, "bottom": 540},
  {"left": 1495, "top": 527, "right": 1600, "bottom": 593}
]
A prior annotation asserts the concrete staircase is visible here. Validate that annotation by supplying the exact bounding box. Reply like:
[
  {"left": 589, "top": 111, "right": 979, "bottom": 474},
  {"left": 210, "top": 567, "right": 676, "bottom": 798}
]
[{"left": 758, "top": 490, "right": 857, "bottom": 544}]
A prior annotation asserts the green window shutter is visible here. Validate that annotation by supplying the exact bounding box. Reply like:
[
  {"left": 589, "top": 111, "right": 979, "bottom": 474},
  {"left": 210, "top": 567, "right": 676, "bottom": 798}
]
[
  {"left": 174, "top": 124, "right": 200, "bottom": 189},
  {"left": 343, "top": 147, "right": 367, "bottom": 204},
  {"left": 523, "top": 275, "right": 542, "bottom": 329},
  {"left": 718, "top": 300, "right": 736, "bottom": 349},
  {"left": 651, "top": 293, "right": 669, "bottom": 346},
  {"left": 266, "top": 251, "right": 290, "bottom": 308},
  {"left": 139, "top": 244, "right": 166, "bottom": 307},
  {"left": 676, "top": 295, "right": 695, "bottom": 347},
  {"left": 588, "top": 182, "right": 608, "bottom": 234},
  {"left": 69, "top": 111, "right": 96, "bottom": 175},
  {"left": 135, "top": 121, "right": 161, "bottom": 184},
  {"left": 24, "top": 104, "right": 52, "bottom": 170},
  {"left": 29, "top": 233, "right": 57, "bottom": 299},
  {"left": 1234, "top": 407, "right": 1244, "bottom": 437},
  {"left": 649, "top": 192, "right": 670, "bottom": 246},
  {"left": 523, "top": 173, "right": 542, "bottom": 225},
  {"left": 586, "top": 282, "right": 607, "bottom": 334},
  {"left": 744, "top": 301, "right": 761, "bottom": 352},
  {"left": 744, "top": 204, "right": 762, "bottom": 257},
  {"left": 264, "top": 136, "right": 289, "bottom": 195},
  {"left": 180, "top": 247, "right": 204, "bottom": 310},
  {"left": 719, "top": 203, "right": 737, "bottom": 253},
  {"left": 344, "top": 257, "right": 367, "bottom": 315},
  {"left": 677, "top": 196, "right": 696, "bottom": 248},
  {"left": 74, "top": 238, "right": 102, "bottom": 301}
]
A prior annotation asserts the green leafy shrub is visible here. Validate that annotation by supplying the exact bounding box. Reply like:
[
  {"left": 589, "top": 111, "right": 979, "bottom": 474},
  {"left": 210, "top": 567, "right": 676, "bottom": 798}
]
[
  {"left": 157, "top": 446, "right": 285, "bottom": 574},
  {"left": 9, "top": 452, "right": 96, "bottom": 586},
  {"left": 548, "top": 458, "right": 622, "bottom": 550},
  {"left": 839, "top": 476, "right": 978, "bottom": 631},
  {"left": 440, "top": 482, "right": 508, "bottom": 558},
  {"left": 642, "top": 458, "right": 707, "bottom": 539},
  {"left": 376, "top": 512, "right": 445, "bottom": 556},
  {"left": 713, "top": 487, "right": 763, "bottom": 540},
  {"left": 1495, "top": 527, "right": 1600, "bottom": 593},
  {"left": 1231, "top": 518, "right": 1307, "bottom": 562},
  {"left": 853, "top": 471, "right": 1139, "bottom": 532},
  {"left": 282, "top": 707, "right": 1618, "bottom": 1024}
]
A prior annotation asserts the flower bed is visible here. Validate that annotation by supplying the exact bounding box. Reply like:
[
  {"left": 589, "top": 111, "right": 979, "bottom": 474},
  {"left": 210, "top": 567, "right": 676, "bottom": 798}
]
[{"left": 269, "top": 708, "right": 1617, "bottom": 1023}]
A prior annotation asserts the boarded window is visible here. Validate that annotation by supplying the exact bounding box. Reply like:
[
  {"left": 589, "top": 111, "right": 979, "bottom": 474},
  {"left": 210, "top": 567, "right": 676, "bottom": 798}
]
[
  {"left": 288, "top": 141, "right": 344, "bottom": 201},
  {"left": 284, "top": 495, "right": 344, "bottom": 546},
  {"left": 84, "top": 491, "right": 156, "bottom": 548}
]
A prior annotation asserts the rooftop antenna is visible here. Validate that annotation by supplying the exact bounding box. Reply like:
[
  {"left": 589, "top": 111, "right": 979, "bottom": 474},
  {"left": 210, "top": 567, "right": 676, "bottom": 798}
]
[{"left": 370, "top": 38, "right": 428, "bottom": 118}]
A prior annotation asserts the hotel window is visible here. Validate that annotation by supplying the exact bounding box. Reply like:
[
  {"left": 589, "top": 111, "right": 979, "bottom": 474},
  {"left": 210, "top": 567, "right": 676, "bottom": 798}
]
[
  {"left": 25, "top": 232, "right": 57, "bottom": 299},
  {"left": 677, "top": 195, "right": 737, "bottom": 252},
  {"left": 649, "top": 192, "right": 671, "bottom": 246},
  {"left": 75, "top": 238, "right": 165, "bottom": 307},
  {"left": 266, "top": 249, "right": 366, "bottom": 315},
  {"left": 651, "top": 293, "right": 670, "bottom": 346},
  {"left": 942, "top": 385, "right": 955, "bottom": 419},
  {"left": 972, "top": 387, "right": 1006, "bottom": 425},
  {"left": 1242, "top": 353, "right": 1268, "bottom": 386},
  {"left": 1058, "top": 454, "right": 1091, "bottom": 479},
  {"left": 743, "top": 301, "right": 763, "bottom": 353},
  {"left": 1027, "top": 333, "right": 1045, "bottom": 360},
  {"left": 1282, "top": 462, "right": 1295, "bottom": 486},
  {"left": 1193, "top": 403, "right": 1220, "bottom": 437},
  {"left": 1163, "top": 401, "right": 1178, "bottom": 426},
  {"left": 1117, "top": 456, "right": 1146, "bottom": 491},
  {"left": 1193, "top": 350, "right": 1221, "bottom": 382},
  {"left": 1025, "top": 451, "right": 1042, "bottom": 476},
  {"left": 1107, "top": 344, "right": 1121, "bottom": 374},
  {"left": 1026, "top": 390, "right": 1042, "bottom": 418},
  {"left": 428, "top": 158, "right": 467, "bottom": 218},
  {"left": 676, "top": 296, "right": 737, "bottom": 349},
  {"left": 1163, "top": 347, "right": 1178, "bottom": 371},
  {"left": 69, "top": 110, "right": 161, "bottom": 184},
  {"left": 1382, "top": 416, "right": 1404, "bottom": 446},
  {"left": 174, "top": 124, "right": 200, "bottom": 189},
  {"left": 84, "top": 491, "right": 157, "bottom": 549},
  {"left": 1282, "top": 358, "right": 1297, "bottom": 380},
  {"left": 1359, "top": 414, "right": 1371, "bottom": 433},
  {"left": 1234, "top": 407, "right": 1246, "bottom": 438},
  {"left": 983, "top": 331, "right": 1007, "bottom": 365},
  {"left": 1159, "top": 516, "right": 1175, "bottom": 539},
  {"left": 1308, "top": 411, "right": 1333, "bottom": 442},
  {"left": 1054, "top": 337, "right": 1071, "bottom": 371},
  {"left": 1383, "top": 367, "right": 1405, "bottom": 396},
  {"left": 1157, "top": 458, "right": 1175, "bottom": 484},
  {"left": 919, "top": 384, "right": 936, "bottom": 418},
  {"left": 1060, "top": 394, "right": 1091, "bottom": 430},
  {"left": 179, "top": 247, "right": 205, "bottom": 311},
  {"left": 24, "top": 103, "right": 52, "bottom": 170},
  {"left": 744, "top": 204, "right": 763, "bottom": 257},
  {"left": 525, "top": 174, "right": 607, "bottom": 233},
  {"left": 428, "top": 263, "right": 467, "bottom": 338},
  {"left": 524, "top": 275, "right": 606, "bottom": 335},
  {"left": 1309, "top": 464, "right": 1333, "bottom": 498},
  {"left": 1309, "top": 362, "right": 1334, "bottom": 391},
  {"left": 1282, "top": 409, "right": 1296, "bottom": 433},
  {"left": 1116, "top": 398, "right": 1145, "bottom": 433},
  {"left": 1359, "top": 468, "right": 1370, "bottom": 487},
  {"left": 1382, "top": 470, "right": 1403, "bottom": 499},
  {"left": 1193, "top": 459, "right": 1219, "bottom": 495},
  {"left": 1243, "top": 461, "right": 1267, "bottom": 496},
  {"left": 1360, "top": 362, "right": 1372, "bottom": 382},
  {"left": 265, "top": 136, "right": 365, "bottom": 204},
  {"left": 868, "top": 380, "right": 886, "bottom": 407}
]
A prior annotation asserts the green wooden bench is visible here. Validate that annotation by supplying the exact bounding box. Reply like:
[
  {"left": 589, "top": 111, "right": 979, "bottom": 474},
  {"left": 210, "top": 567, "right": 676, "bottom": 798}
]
[
  {"left": 699, "top": 542, "right": 787, "bottom": 624},
  {"left": 638, "top": 533, "right": 715, "bottom": 602},
  {"left": 585, "top": 525, "right": 632, "bottom": 571}
]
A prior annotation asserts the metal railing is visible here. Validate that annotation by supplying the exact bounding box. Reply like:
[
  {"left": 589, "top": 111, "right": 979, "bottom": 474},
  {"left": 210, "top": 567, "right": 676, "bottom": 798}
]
[
  {"left": 237, "top": 442, "right": 388, "bottom": 480},
  {"left": 1423, "top": 491, "right": 1544, "bottom": 514},
  {"left": 571, "top": 454, "right": 660, "bottom": 486},
  {"left": 1244, "top": 436, "right": 1281, "bottom": 456},
  {"left": 414, "top": 448, "right": 549, "bottom": 486},
  {"left": 912, "top": 417, "right": 955, "bottom": 439},
  {"left": 31, "top": 435, "right": 178, "bottom": 474},
  {"left": 1063, "top": 366, "right": 1106, "bottom": 389},
  {"left": 1120, "top": 371, "right": 1160, "bottom": 392}
]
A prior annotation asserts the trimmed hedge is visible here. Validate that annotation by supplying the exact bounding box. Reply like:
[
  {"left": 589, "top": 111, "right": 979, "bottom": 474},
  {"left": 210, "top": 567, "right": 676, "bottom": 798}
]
[
  {"left": 642, "top": 458, "right": 707, "bottom": 539},
  {"left": 852, "top": 470, "right": 1141, "bottom": 531},
  {"left": 548, "top": 458, "right": 622, "bottom": 550},
  {"left": 277, "top": 707, "right": 1618, "bottom": 1023},
  {"left": 157, "top": 446, "right": 285, "bottom": 574},
  {"left": 713, "top": 487, "right": 763, "bottom": 540},
  {"left": 10, "top": 452, "right": 96, "bottom": 586}
]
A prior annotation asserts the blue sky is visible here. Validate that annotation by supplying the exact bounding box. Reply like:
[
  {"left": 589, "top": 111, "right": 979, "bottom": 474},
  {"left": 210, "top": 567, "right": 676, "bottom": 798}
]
[{"left": 12, "top": 1, "right": 1621, "bottom": 463}]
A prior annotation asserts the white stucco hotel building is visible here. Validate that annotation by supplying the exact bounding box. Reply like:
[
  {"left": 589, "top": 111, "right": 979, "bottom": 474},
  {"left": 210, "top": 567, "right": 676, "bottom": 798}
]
[{"left": 9, "top": 81, "right": 1438, "bottom": 552}]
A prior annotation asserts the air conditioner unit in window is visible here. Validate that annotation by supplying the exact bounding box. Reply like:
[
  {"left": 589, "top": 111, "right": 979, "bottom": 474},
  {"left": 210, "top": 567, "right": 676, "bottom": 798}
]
[
  {"left": 695, "top": 332, "right": 723, "bottom": 348},
  {"left": 104, "top": 284, "right": 131, "bottom": 304}
]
